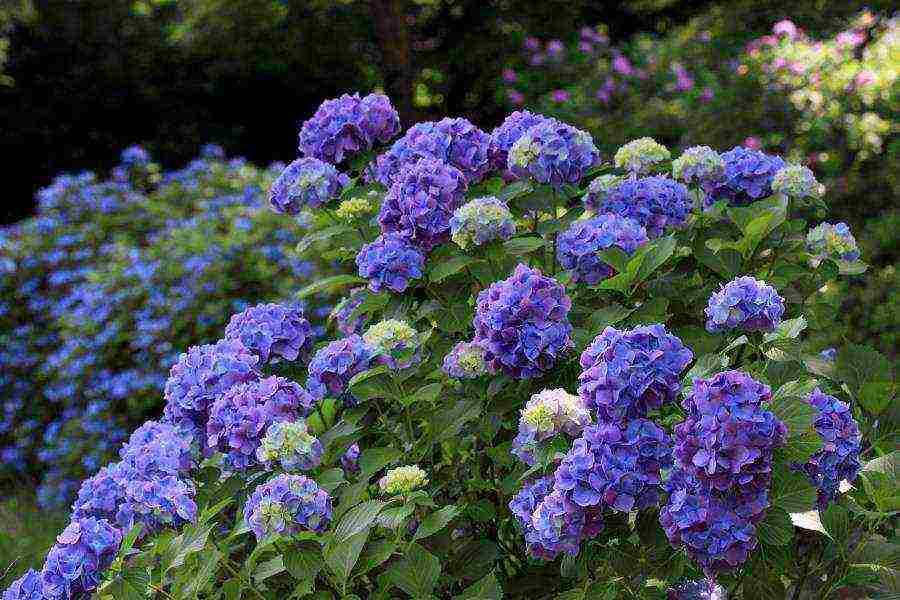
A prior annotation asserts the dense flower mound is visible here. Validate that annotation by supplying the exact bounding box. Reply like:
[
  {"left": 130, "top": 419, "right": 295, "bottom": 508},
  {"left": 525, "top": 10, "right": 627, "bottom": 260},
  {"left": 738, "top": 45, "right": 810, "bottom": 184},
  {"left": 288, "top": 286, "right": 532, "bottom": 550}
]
[
  {"left": 508, "top": 118, "right": 599, "bottom": 186},
  {"left": 330, "top": 287, "right": 368, "bottom": 335},
  {"left": 806, "top": 222, "right": 860, "bottom": 263},
  {"left": 771, "top": 164, "right": 823, "bottom": 200},
  {"left": 593, "top": 175, "right": 692, "bottom": 238},
  {"left": 269, "top": 157, "right": 349, "bottom": 214},
  {"left": 2, "top": 569, "right": 43, "bottom": 600},
  {"left": 704, "top": 276, "right": 785, "bottom": 333},
  {"left": 119, "top": 420, "right": 197, "bottom": 478},
  {"left": 370, "top": 118, "right": 492, "bottom": 186},
  {"left": 799, "top": 388, "right": 862, "bottom": 508},
  {"left": 306, "top": 335, "right": 375, "bottom": 400},
  {"left": 512, "top": 388, "right": 591, "bottom": 465},
  {"left": 297, "top": 92, "right": 401, "bottom": 164},
  {"left": 341, "top": 442, "right": 360, "bottom": 474},
  {"left": 116, "top": 475, "right": 198, "bottom": 533},
  {"left": 379, "top": 465, "right": 429, "bottom": 496},
  {"left": 488, "top": 110, "right": 552, "bottom": 175},
  {"left": 356, "top": 233, "right": 426, "bottom": 293},
  {"left": 224, "top": 302, "right": 315, "bottom": 364},
  {"left": 378, "top": 157, "right": 468, "bottom": 251},
  {"left": 666, "top": 579, "right": 727, "bottom": 600},
  {"left": 441, "top": 341, "right": 487, "bottom": 379},
  {"left": 40, "top": 517, "right": 122, "bottom": 599},
  {"left": 256, "top": 420, "right": 323, "bottom": 472},
  {"left": 581, "top": 174, "right": 624, "bottom": 212},
  {"left": 554, "top": 419, "right": 672, "bottom": 512},
  {"left": 671, "top": 146, "right": 725, "bottom": 187},
  {"left": 557, "top": 214, "right": 649, "bottom": 284},
  {"left": 578, "top": 324, "right": 693, "bottom": 421},
  {"left": 472, "top": 264, "right": 573, "bottom": 379},
  {"left": 529, "top": 490, "right": 588, "bottom": 559},
  {"left": 450, "top": 196, "right": 516, "bottom": 249},
  {"left": 363, "top": 319, "right": 420, "bottom": 370},
  {"left": 510, "top": 477, "right": 570, "bottom": 560},
  {"left": 614, "top": 137, "right": 671, "bottom": 174},
  {"left": 707, "top": 147, "right": 786, "bottom": 206},
  {"left": 245, "top": 474, "right": 332, "bottom": 541}
]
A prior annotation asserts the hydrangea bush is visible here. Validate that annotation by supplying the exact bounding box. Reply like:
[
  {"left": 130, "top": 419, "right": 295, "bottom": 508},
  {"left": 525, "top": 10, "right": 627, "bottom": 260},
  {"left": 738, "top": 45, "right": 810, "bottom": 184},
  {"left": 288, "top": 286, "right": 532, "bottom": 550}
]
[{"left": 2, "top": 93, "right": 897, "bottom": 600}]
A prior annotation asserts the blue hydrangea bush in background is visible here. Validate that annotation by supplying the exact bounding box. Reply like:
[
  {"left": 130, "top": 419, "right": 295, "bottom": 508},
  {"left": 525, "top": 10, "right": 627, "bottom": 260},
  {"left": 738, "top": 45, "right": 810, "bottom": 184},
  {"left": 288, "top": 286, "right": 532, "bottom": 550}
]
[{"left": 1, "top": 93, "right": 897, "bottom": 600}]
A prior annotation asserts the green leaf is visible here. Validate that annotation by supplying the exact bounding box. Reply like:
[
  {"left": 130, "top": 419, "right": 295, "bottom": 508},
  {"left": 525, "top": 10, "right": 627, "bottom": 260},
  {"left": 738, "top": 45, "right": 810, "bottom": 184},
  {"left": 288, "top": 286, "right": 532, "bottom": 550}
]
[
  {"left": 861, "top": 452, "right": 900, "bottom": 512},
  {"left": 348, "top": 365, "right": 394, "bottom": 402},
  {"left": 771, "top": 470, "right": 817, "bottom": 513},
  {"left": 377, "top": 503, "right": 415, "bottom": 530},
  {"left": 333, "top": 499, "right": 386, "bottom": 543},
  {"left": 764, "top": 316, "right": 808, "bottom": 342},
  {"left": 297, "top": 274, "right": 365, "bottom": 299},
  {"left": 353, "top": 540, "right": 397, "bottom": 577},
  {"left": 597, "top": 247, "right": 631, "bottom": 273},
  {"left": 770, "top": 380, "right": 819, "bottom": 435},
  {"left": 403, "top": 382, "right": 442, "bottom": 408},
  {"left": 503, "top": 236, "right": 544, "bottom": 255},
  {"left": 682, "top": 353, "right": 727, "bottom": 389},
  {"left": 631, "top": 235, "right": 677, "bottom": 286},
  {"left": 385, "top": 543, "right": 441, "bottom": 599},
  {"left": 296, "top": 225, "right": 353, "bottom": 254},
  {"left": 104, "top": 567, "right": 151, "bottom": 600},
  {"left": 284, "top": 544, "right": 324, "bottom": 581},
  {"left": 757, "top": 507, "right": 793, "bottom": 546},
  {"left": 498, "top": 180, "right": 533, "bottom": 202},
  {"left": 253, "top": 556, "right": 285, "bottom": 583},
  {"left": 458, "top": 570, "right": 503, "bottom": 600},
  {"left": 836, "top": 344, "right": 895, "bottom": 414},
  {"left": 588, "top": 303, "right": 634, "bottom": 330},
  {"left": 360, "top": 447, "right": 402, "bottom": 477},
  {"left": 413, "top": 505, "right": 459, "bottom": 541},
  {"left": 429, "top": 256, "right": 483, "bottom": 283},
  {"left": 324, "top": 529, "right": 370, "bottom": 588}
]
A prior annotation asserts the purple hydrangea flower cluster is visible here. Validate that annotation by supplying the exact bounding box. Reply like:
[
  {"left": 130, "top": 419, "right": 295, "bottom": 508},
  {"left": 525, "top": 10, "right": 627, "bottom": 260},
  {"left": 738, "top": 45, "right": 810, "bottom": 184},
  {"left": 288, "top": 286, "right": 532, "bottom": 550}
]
[
  {"left": 557, "top": 214, "right": 649, "bottom": 284},
  {"left": 507, "top": 118, "right": 599, "bottom": 187},
  {"left": 330, "top": 287, "right": 368, "bottom": 335},
  {"left": 441, "top": 341, "right": 487, "bottom": 379},
  {"left": 799, "top": 388, "right": 861, "bottom": 508},
  {"left": 245, "top": 474, "right": 332, "bottom": 541},
  {"left": 704, "top": 276, "right": 785, "bottom": 333},
  {"left": 115, "top": 475, "right": 198, "bottom": 532},
  {"left": 370, "top": 118, "right": 492, "bottom": 186},
  {"left": 512, "top": 388, "right": 592, "bottom": 465},
  {"left": 593, "top": 176, "right": 692, "bottom": 238},
  {"left": 578, "top": 324, "right": 693, "bottom": 422},
  {"left": 269, "top": 157, "right": 349, "bottom": 214},
  {"left": 2, "top": 569, "right": 43, "bottom": 600},
  {"left": 356, "top": 233, "right": 425, "bottom": 293},
  {"left": 666, "top": 580, "right": 727, "bottom": 600},
  {"left": 306, "top": 335, "right": 375, "bottom": 400},
  {"left": 488, "top": 110, "right": 551, "bottom": 175},
  {"left": 119, "top": 420, "right": 196, "bottom": 479},
  {"left": 472, "top": 264, "right": 573, "bottom": 379},
  {"left": 707, "top": 147, "right": 786, "bottom": 206},
  {"left": 39, "top": 517, "right": 122, "bottom": 600},
  {"left": 224, "top": 303, "right": 315, "bottom": 364},
  {"left": 378, "top": 157, "right": 468, "bottom": 251},
  {"left": 341, "top": 442, "right": 360, "bottom": 474},
  {"left": 450, "top": 196, "right": 516, "bottom": 250},
  {"left": 582, "top": 174, "right": 623, "bottom": 213},
  {"left": 297, "top": 92, "right": 401, "bottom": 164}
]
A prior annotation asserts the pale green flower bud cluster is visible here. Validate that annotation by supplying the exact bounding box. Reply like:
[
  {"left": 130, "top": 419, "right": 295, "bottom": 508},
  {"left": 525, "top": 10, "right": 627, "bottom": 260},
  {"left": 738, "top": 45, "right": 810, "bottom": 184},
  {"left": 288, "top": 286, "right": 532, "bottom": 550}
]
[
  {"left": 450, "top": 196, "right": 516, "bottom": 249},
  {"left": 772, "top": 164, "right": 824, "bottom": 200},
  {"left": 363, "top": 319, "right": 421, "bottom": 369},
  {"left": 379, "top": 465, "right": 428, "bottom": 496},
  {"left": 614, "top": 137, "right": 671, "bottom": 174},
  {"left": 256, "top": 420, "right": 323, "bottom": 472},
  {"left": 671, "top": 145, "right": 726, "bottom": 185},
  {"left": 335, "top": 192, "right": 378, "bottom": 222}
]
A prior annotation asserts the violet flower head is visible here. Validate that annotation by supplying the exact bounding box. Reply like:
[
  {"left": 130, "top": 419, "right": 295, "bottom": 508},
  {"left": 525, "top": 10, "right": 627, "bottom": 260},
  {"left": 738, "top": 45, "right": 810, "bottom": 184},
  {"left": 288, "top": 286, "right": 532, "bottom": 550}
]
[
  {"left": 667, "top": 579, "right": 727, "bottom": 600},
  {"left": 306, "top": 334, "right": 375, "bottom": 401},
  {"left": 800, "top": 388, "right": 861, "bottom": 508},
  {"left": 2, "top": 569, "right": 43, "bottom": 600},
  {"left": 489, "top": 110, "right": 552, "bottom": 175},
  {"left": 245, "top": 474, "right": 332, "bottom": 541},
  {"left": 442, "top": 341, "right": 487, "bottom": 379},
  {"left": 705, "top": 276, "right": 785, "bottom": 333},
  {"left": 557, "top": 214, "right": 648, "bottom": 285},
  {"left": 472, "top": 264, "right": 573, "bottom": 379},
  {"left": 595, "top": 176, "right": 692, "bottom": 238},
  {"left": 40, "top": 517, "right": 122, "bottom": 600},
  {"left": 269, "top": 157, "right": 349, "bottom": 214},
  {"left": 71, "top": 463, "right": 126, "bottom": 522},
  {"left": 582, "top": 174, "right": 624, "bottom": 212},
  {"left": 450, "top": 196, "right": 516, "bottom": 249},
  {"left": 341, "top": 443, "right": 361, "bottom": 473},
  {"left": 116, "top": 475, "right": 198, "bottom": 533},
  {"left": 510, "top": 477, "right": 589, "bottom": 560},
  {"left": 330, "top": 287, "right": 368, "bottom": 336},
  {"left": 356, "top": 233, "right": 425, "bottom": 294},
  {"left": 225, "top": 303, "right": 315, "bottom": 364},
  {"left": 806, "top": 222, "right": 860, "bottom": 263},
  {"left": 579, "top": 324, "right": 693, "bottom": 422},
  {"left": 298, "top": 92, "right": 401, "bottom": 164},
  {"left": 378, "top": 157, "right": 468, "bottom": 251},
  {"left": 706, "top": 147, "right": 786, "bottom": 207},
  {"left": 118, "top": 420, "right": 197, "bottom": 478},
  {"left": 512, "top": 388, "right": 591, "bottom": 465},
  {"left": 508, "top": 118, "right": 599, "bottom": 187}
]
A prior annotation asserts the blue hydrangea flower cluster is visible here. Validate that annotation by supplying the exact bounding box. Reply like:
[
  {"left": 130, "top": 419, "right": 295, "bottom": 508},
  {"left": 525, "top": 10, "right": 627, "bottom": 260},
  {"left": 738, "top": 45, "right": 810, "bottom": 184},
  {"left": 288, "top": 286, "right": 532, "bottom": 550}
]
[
  {"left": 356, "top": 233, "right": 426, "bottom": 293},
  {"left": 507, "top": 118, "right": 599, "bottom": 186},
  {"left": 806, "top": 222, "right": 861, "bottom": 263},
  {"left": 341, "top": 442, "right": 360, "bottom": 474},
  {"left": 330, "top": 287, "right": 368, "bottom": 335},
  {"left": 593, "top": 176, "right": 692, "bottom": 238},
  {"left": 556, "top": 214, "right": 649, "bottom": 284},
  {"left": 39, "top": 517, "right": 122, "bottom": 600},
  {"left": 488, "top": 110, "right": 551, "bottom": 175},
  {"left": 297, "top": 92, "right": 401, "bottom": 164},
  {"left": 224, "top": 302, "right": 315, "bottom": 364},
  {"left": 378, "top": 157, "right": 468, "bottom": 251},
  {"left": 799, "top": 388, "right": 861, "bottom": 508},
  {"left": 707, "top": 147, "right": 786, "bottom": 207},
  {"left": 370, "top": 117, "right": 492, "bottom": 186},
  {"left": 115, "top": 475, "right": 198, "bottom": 533},
  {"left": 581, "top": 174, "right": 623, "bottom": 213},
  {"left": 119, "top": 420, "right": 197, "bottom": 478},
  {"left": 667, "top": 579, "right": 727, "bottom": 599},
  {"left": 578, "top": 324, "right": 693, "bottom": 421},
  {"left": 771, "top": 164, "right": 823, "bottom": 200},
  {"left": 306, "top": 335, "right": 375, "bottom": 400},
  {"left": 472, "top": 264, "right": 573, "bottom": 379},
  {"left": 256, "top": 420, "right": 324, "bottom": 472},
  {"left": 245, "top": 474, "right": 332, "bottom": 541},
  {"left": 2, "top": 569, "right": 43, "bottom": 600},
  {"left": 269, "top": 157, "right": 349, "bottom": 214},
  {"left": 441, "top": 341, "right": 487, "bottom": 379},
  {"left": 704, "top": 276, "right": 785, "bottom": 333},
  {"left": 511, "top": 388, "right": 591, "bottom": 465},
  {"left": 450, "top": 196, "right": 516, "bottom": 250}
]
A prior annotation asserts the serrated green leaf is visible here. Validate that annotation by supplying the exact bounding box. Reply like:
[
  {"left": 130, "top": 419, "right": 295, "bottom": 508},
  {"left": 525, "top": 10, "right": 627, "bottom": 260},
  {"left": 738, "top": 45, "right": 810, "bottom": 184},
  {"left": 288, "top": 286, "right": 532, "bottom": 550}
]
[
  {"left": 353, "top": 539, "right": 397, "bottom": 577},
  {"left": 771, "top": 469, "right": 818, "bottom": 513},
  {"left": 296, "top": 225, "right": 353, "bottom": 254},
  {"left": 324, "top": 529, "right": 369, "bottom": 587},
  {"left": 296, "top": 274, "right": 366, "bottom": 299},
  {"left": 347, "top": 365, "right": 393, "bottom": 402},
  {"left": 458, "top": 570, "right": 503, "bottom": 599},
  {"left": 333, "top": 499, "right": 386, "bottom": 543},
  {"left": 359, "top": 447, "right": 401, "bottom": 477},
  {"left": 253, "top": 555, "right": 285, "bottom": 583},
  {"left": 385, "top": 543, "right": 441, "bottom": 598},
  {"left": 413, "top": 505, "right": 458, "bottom": 541},
  {"left": 104, "top": 567, "right": 151, "bottom": 600},
  {"left": 429, "top": 256, "right": 482, "bottom": 283},
  {"left": 403, "top": 382, "right": 442, "bottom": 408},
  {"left": 757, "top": 507, "right": 793, "bottom": 546},
  {"left": 632, "top": 235, "right": 677, "bottom": 286},
  {"left": 377, "top": 503, "right": 415, "bottom": 530},
  {"left": 503, "top": 236, "right": 544, "bottom": 255},
  {"left": 284, "top": 544, "right": 324, "bottom": 581}
]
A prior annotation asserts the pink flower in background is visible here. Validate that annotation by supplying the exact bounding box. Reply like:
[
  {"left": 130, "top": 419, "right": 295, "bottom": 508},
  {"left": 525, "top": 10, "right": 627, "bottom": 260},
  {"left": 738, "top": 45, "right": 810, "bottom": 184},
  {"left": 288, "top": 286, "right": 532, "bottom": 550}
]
[
  {"left": 854, "top": 70, "right": 875, "bottom": 88},
  {"left": 772, "top": 20, "right": 798, "bottom": 38},
  {"left": 772, "top": 57, "right": 787, "bottom": 70},
  {"left": 743, "top": 137, "right": 762, "bottom": 150},
  {"left": 700, "top": 87, "right": 714, "bottom": 102},
  {"left": 502, "top": 69, "right": 518, "bottom": 84},
  {"left": 524, "top": 37, "right": 540, "bottom": 51},
  {"left": 761, "top": 35, "right": 778, "bottom": 46},
  {"left": 836, "top": 30, "right": 865, "bottom": 48},
  {"left": 507, "top": 90, "right": 525, "bottom": 105},
  {"left": 613, "top": 54, "right": 634, "bottom": 76},
  {"left": 551, "top": 89, "right": 570, "bottom": 103},
  {"left": 789, "top": 61, "right": 806, "bottom": 75}
]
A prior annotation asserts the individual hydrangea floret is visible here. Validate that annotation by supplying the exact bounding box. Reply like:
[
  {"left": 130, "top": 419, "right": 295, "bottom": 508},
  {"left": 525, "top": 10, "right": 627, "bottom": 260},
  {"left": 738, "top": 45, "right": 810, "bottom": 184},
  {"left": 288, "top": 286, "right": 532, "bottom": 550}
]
[
  {"left": 371, "top": 118, "right": 492, "bottom": 186},
  {"left": 771, "top": 164, "right": 824, "bottom": 200},
  {"left": 330, "top": 287, "right": 368, "bottom": 336},
  {"left": 582, "top": 174, "right": 624, "bottom": 213},
  {"left": 595, "top": 176, "right": 692, "bottom": 238},
  {"left": 488, "top": 110, "right": 552, "bottom": 175},
  {"left": 2, "top": 569, "right": 43, "bottom": 600},
  {"left": 557, "top": 214, "right": 649, "bottom": 284},
  {"left": 257, "top": 420, "right": 324, "bottom": 472},
  {"left": 363, "top": 319, "right": 420, "bottom": 369},
  {"left": 666, "top": 580, "right": 727, "bottom": 600},
  {"left": 40, "top": 517, "right": 122, "bottom": 600},
  {"left": 704, "top": 276, "right": 785, "bottom": 333},
  {"left": 341, "top": 443, "right": 360, "bottom": 474},
  {"left": 356, "top": 233, "right": 425, "bottom": 294},
  {"left": 120, "top": 145, "right": 150, "bottom": 166},
  {"left": 512, "top": 389, "right": 591, "bottom": 465},
  {"left": 472, "top": 264, "right": 573, "bottom": 379},
  {"left": 450, "top": 196, "right": 516, "bottom": 249},
  {"left": 378, "top": 157, "right": 467, "bottom": 251},
  {"left": 578, "top": 324, "right": 693, "bottom": 421},
  {"left": 224, "top": 303, "right": 315, "bottom": 364},
  {"left": 614, "top": 137, "right": 671, "bottom": 174},
  {"left": 306, "top": 335, "right": 375, "bottom": 401},
  {"left": 707, "top": 147, "right": 786, "bottom": 206},
  {"left": 442, "top": 341, "right": 487, "bottom": 379},
  {"left": 379, "top": 465, "right": 428, "bottom": 496},
  {"left": 245, "top": 474, "right": 332, "bottom": 541},
  {"left": 799, "top": 388, "right": 861, "bottom": 509},
  {"left": 298, "top": 92, "right": 401, "bottom": 164},
  {"left": 806, "top": 222, "right": 860, "bottom": 263},
  {"left": 508, "top": 118, "right": 599, "bottom": 187},
  {"left": 269, "top": 157, "right": 349, "bottom": 214},
  {"left": 671, "top": 146, "right": 725, "bottom": 186}
]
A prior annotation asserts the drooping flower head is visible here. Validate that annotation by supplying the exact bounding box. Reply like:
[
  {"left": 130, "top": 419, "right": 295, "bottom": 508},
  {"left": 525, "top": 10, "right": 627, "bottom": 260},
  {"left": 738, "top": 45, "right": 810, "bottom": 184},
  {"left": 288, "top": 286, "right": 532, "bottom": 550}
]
[
  {"left": 298, "top": 92, "right": 401, "bottom": 164},
  {"left": 705, "top": 276, "right": 785, "bottom": 333},
  {"left": 671, "top": 146, "right": 725, "bottom": 187},
  {"left": 806, "top": 222, "right": 860, "bottom": 263},
  {"left": 306, "top": 335, "right": 375, "bottom": 400},
  {"left": 2, "top": 569, "right": 43, "bottom": 600},
  {"left": 442, "top": 341, "right": 487, "bottom": 379},
  {"left": 614, "top": 137, "right": 671, "bottom": 174},
  {"left": 379, "top": 465, "right": 428, "bottom": 496},
  {"left": 257, "top": 420, "right": 324, "bottom": 472},
  {"left": 330, "top": 287, "right": 368, "bottom": 336},
  {"left": 578, "top": 324, "right": 693, "bottom": 422},
  {"left": 356, "top": 233, "right": 426, "bottom": 294},
  {"left": 245, "top": 474, "right": 332, "bottom": 541},
  {"left": 363, "top": 319, "right": 421, "bottom": 369},
  {"left": 594, "top": 176, "right": 692, "bottom": 238},
  {"left": 512, "top": 388, "right": 592, "bottom": 465},
  {"left": 489, "top": 110, "right": 552, "bottom": 175},
  {"left": 707, "top": 147, "right": 786, "bottom": 206},
  {"left": 771, "top": 164, "right": 824, "bottom": 201},
  {"left": 799, "top": 388, "right": 861, "bottom": 508},
  {"left": 450, "top": 196, "right": 516, "bottom": 249},
  {"left": 508, "top": 118, "right": 599, "bottom": 187},
  {"left": 582, "top": 174, "right": 624, "bottom": 213},
  {"left": 378, "top": 157, "right": 468, "bottom": 251},
  {"left": 40, "top": 517, "right": 122, "bottom": 600},
  {"left": 473, "top": 264, "right": 573, "bottom": 379},
  {"left": 224, "top": 303, "right": 315, "bottom": 364},
  {"left": 557, "top": 214, "right": 649, "bottom": 284},
  {"left": 269, "top": 157, "right": 349, "bottom": 214}
]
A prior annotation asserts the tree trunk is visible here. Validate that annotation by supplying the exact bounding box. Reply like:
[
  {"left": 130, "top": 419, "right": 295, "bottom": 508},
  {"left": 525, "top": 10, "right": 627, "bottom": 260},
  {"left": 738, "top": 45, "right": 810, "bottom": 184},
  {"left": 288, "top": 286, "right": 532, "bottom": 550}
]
[{"left": 370, "top": 0, "right": 413, "bottom": 125}]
